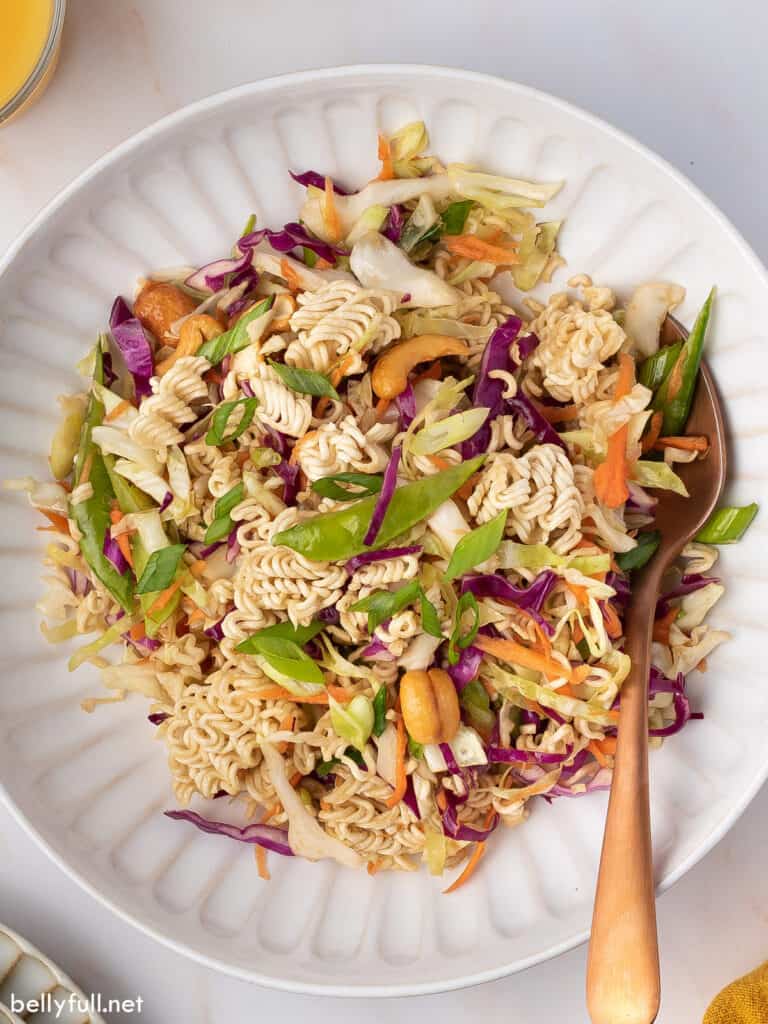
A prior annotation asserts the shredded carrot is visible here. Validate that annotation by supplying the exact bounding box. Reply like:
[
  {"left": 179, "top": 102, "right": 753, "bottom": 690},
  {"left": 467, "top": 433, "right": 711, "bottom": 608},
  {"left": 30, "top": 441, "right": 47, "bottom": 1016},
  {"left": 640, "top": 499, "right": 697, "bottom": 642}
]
[
  {"left": 456, "top": 472, "right": 481, "bottom": 502},
  {"left": 280, "top": 257, "right": 303, "bottom": 293},
  {"left": 186, "top": 607, "right": 206, "bottom": 626},
  {"left": 555, "top": 681, "right": 575, "bottom": 698},
  {"left": 104, "top": 399, "right": 132, "bottom": 422},
  {"left": 444, "top": 234, "right": 520, "bottom": 266},
  {"left": 572, "top": 620, "right": 584, "bottom": 644},
  {"left": 666, "top": 347, "right": 687, "bottom": 402},
  {"left": 314, "top": 256, "right": 333, "bottom": 270},
  {"left": 235, "top": 449, "right": 251, "bottom": 467},
  {"left": 481, "top": 677, "right": 497, "bottom": 700},
  {"left": 322, "top": 176, "right": 342, "bottom": 243},
  {"left": 412, "top": 360, "right": 442, "bottom": 384},
  {"left": 602, "top": 601, "right": 623, "bottom": 640},
  {"left": 129, "top": 621, "right": 146, "bottom": 643},
  {"left": 654, "top": 435, "right": 710, "bottom": 453},
  {"left": 653, "top": 606, "right": 679, "bottom": 646},
  {"left": 375, "top": 396, "right": 391, "bottom": 420},
  {"left": 367, "top": 859, "right": 382, "bottom": 876},
  {"left": 39, "top": 509, "right": 70, "bottom": 533},
  {"left": 697, "top": 657, "right": 708, "bottom": 673},
  {"left": 240, "top": 685, "right": 354, "bottom": 705},
  {"left": 78, "top": 451, "right": 94, "bottom": 486},
  {"left": 289, "top": 771, "right": 302, "bottom": 788},
  {"left": 109, "top": 508, "right": 135, "bottom": 569},
  {"left": 376, "top": 134, "right": 394, "bottom": 181},
  {"left": 536, "top": 402, "right": 582, "bottom": 424},
  {"left": 277, "top": 713, "right": 294, "bottom": 755},
  {"left": 593, "top": 352, "right": 635, "bottom": 509},
  {"left": 255, "top": 845, "right": 270, "bottom": 880},
  {"left": 588, "top": 739, "right": 612, "bottom": 768},
  {"left": 443, "top": 841, "right": 486, "bottom": 894},
  {"left": 205, "top": 367, "right": 224, "bottom": 386},
  {"left": 436, "top": 789, "right": 448, "bottom": 812},
  {"left": 567, "top": 582, "right": 590, "bottom": 606},
  {"left": 315, "top": 353, "right": 356, "bottom": 418},
  {"left": 326, "top": 684, "right": 357, "bottom": 703},
  {"left": 642, "top": 410, "right": 664, "bottom": 454},
  {"left": 385, "top": 715, "right": 408, "bottom": 808},
  {"left": 571, "top": 664, "right": 595, "bottom": 686},
  {"left": 261, "top": 803, "right": 281, "bottom": 824},
  {"left": 427, "top": 454, "right": 451, "bottom": 471},
  {"left": 474, "top": 634, "right": 578, "bottom": 684},
  {"left": 146, "top": 577, "right": 184, "bottom": 615},
  {"left": 189, "top": 558, "right": 207, "bottom": 578}
]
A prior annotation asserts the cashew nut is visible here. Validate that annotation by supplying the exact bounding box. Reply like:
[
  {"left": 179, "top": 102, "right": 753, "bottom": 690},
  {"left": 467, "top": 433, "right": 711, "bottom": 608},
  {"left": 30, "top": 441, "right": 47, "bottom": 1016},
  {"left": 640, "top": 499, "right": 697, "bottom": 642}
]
[
  {"left": 155, "top": 314, "right": 222, "bottom": 375},
  {"left": 400, "top": 668, "right": 461, "bottom": 746},
  {"left": 371, "top": 335, "right": 469, "bottom": 399},
  {"left": 133, "top": 282, "right": 197, "bottom": 342}
]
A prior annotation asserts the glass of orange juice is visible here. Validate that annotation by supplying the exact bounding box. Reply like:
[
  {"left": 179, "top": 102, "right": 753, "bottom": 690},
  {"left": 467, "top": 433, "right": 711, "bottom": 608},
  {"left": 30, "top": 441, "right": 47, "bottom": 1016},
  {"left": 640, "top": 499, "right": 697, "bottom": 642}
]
[{"left": 0, "top": 0, "right": 66, "bottom": 126}]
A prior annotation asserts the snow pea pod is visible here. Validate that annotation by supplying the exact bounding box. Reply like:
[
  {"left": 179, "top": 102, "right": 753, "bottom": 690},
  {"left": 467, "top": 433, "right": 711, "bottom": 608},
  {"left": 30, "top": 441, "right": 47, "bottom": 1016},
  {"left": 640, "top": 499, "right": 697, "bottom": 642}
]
[
  {"left": 273, "top": 456, "right": 485, "bottom": 562},
  {"left": 638, "top": 341, "right": 682, "bottom": 393},
  {"left": 70, "top": 345, "right": 135, "bottom": 611},
  {"left": 652, "top": 288, "right": 714, "bottom": 435}
]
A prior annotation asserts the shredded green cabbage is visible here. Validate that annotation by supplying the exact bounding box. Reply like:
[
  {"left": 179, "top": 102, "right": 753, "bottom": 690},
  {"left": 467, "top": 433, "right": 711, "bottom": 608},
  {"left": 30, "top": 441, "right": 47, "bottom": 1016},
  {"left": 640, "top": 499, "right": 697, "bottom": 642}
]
[{"left": 632, "top": 460, "right": 689, "bottom": 497}]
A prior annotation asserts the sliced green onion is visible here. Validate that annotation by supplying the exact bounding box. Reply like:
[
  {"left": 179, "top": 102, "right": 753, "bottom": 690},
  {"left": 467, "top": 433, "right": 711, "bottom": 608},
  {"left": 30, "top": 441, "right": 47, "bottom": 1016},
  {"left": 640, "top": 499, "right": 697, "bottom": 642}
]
[
  {"left": 639, "top": 341, "right": 682, "bottom": 392},
  {"left": 249, "top": 636, "right": 325, "bottom": 685},
  {"left": 197, "top": 296, "right": 275, "bottom": 364},
  {"left": 695, "top": 503, "right": 758, "bottom": 544},
  {"left": 441, "top": 200, "right": 474, "bottom": 235},
  {"left": 372, "top": 686, "right": 388, "bottom": 737},
  {"left": 237, "top": 619, "right": 324, "bottom": 652},
  {"left": 350, "top": 578, "right": 421, "bottom": 633},
  {"left": 205, "top": 397, "right": 258, "bottom": 446},
  {"left": 329, "top": 694, "right": 374, "bottom": 751},
  {"left": 447, "top": 591, "right": 480, "bottom": 665},
  {"left": 269, "top": 361, "right": 339, "bottom": 400},
  {"left": 445, "top": 510, "right": 507, "bottom": 581},
  {"left": 615, "top": 530, "right": 661, "bottom": 571}
]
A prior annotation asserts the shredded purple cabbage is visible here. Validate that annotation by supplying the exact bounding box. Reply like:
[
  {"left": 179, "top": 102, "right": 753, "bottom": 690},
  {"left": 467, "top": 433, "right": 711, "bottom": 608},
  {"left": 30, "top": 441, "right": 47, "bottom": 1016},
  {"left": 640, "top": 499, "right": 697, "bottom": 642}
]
[
  {"left": 237, "top": 224, "right": 343, "bottom": 266},
  {"left": 395, "top": 383, "right": 416, "bottom": 429},
  {"left": 204, "top": 618, "right": 225, "bottom": 641},
  {"left": 160, "top": 490, "right": 173, "bottom": 512},
  {"left": 225, "top": 527, "right": 241, "bottom": 564},
  {"left": 648, "top": 667, "right": 703, "bottom": 737},
  {"left": 275, "top": 460, "right": 300, "bottom": 505},
  {"left": 289, "top": 169, "right": 350, "bottom": 195},
  {"left": 383, "top": 204, "right": 405, "bottom": 243},
  {"left": 164, "top": 809, "right": 293, "bottom": 855},
  {"left": 109, "top": 296, "right": 154, "bottom": 398},
  {"left": 360, "top": 636, "right": 395, "bottom": 660},
  {"left": 103, "top": 532, "right": 129, "bottom": 574},
  {"left": 402, "top": 776, "right": 421, "bottom": 820},
  {"left": 363, "top": 445, "right": 401, "bottom": 546},
  {"left": 461, "top": 570, "right": 557, "bottom": 611},
  {"left": 261, "top": 425, "right": 290, "bottom": 457},
  {"left": 346, "top": 545, "right": 421, "bottom": 573},
  {"left": 605, "top": 570, "right": 631, "bottom": 608},
  {"left": 317, "top": 605, "right": 340, "bottom": 625},
  {"left": 506, "top": 392, "right": 567, "bottom": 451},
  {"left": 185, "top": 251, "right": 253, "bottom": 292},
  {"left": 460, "top": 316, "right": 522, "bottom": 458},
  {"left": 656, "top": 574, "right": 718, "bottom": 619},
  {"left": 198, "top": 540, "right": 224, "bottom": 559},
  {"left": 441, "top": 793, "right": 499, "bottom": 842},
  {"left": 487, "top": 743, "right": 575, "bottom": 765},
  {"left": 148, "top": 712, "right": 169, "bottom": 725}
]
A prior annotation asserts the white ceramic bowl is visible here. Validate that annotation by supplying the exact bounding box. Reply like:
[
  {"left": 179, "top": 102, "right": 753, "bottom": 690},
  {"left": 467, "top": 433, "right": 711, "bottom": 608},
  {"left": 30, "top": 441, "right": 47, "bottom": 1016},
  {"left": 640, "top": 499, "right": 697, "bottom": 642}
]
[{"left": 0, "top": 66, "right": 766, "bottom": 997}]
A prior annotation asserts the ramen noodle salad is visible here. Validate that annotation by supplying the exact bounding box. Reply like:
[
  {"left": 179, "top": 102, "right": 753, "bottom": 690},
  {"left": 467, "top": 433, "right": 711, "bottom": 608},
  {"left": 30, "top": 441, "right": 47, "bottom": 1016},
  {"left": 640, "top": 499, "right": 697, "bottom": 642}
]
[{"left": 7, "top": 122, "right": 758, "bottom": 886}]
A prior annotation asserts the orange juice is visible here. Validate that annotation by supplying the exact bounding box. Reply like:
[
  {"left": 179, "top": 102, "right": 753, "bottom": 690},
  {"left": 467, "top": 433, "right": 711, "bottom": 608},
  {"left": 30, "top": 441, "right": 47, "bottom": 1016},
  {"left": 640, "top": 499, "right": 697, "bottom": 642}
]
[{"left": 0, "top": 0, "right": 56, "bottom": 114}]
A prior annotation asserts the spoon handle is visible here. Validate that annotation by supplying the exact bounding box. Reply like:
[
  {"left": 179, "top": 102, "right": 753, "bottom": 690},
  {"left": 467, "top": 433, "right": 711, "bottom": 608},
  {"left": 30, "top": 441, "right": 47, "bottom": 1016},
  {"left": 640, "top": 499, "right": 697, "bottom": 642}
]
[{"left": 586, "top": 591, "right": 660, "bottom": 1024}]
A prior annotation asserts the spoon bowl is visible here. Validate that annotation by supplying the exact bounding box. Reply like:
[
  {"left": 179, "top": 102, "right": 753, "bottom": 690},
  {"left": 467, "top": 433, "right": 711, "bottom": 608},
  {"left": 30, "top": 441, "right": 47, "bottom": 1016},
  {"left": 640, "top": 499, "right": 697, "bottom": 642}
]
[{"left": 586, "top": 316, "right": 727, "bottom": 1024}]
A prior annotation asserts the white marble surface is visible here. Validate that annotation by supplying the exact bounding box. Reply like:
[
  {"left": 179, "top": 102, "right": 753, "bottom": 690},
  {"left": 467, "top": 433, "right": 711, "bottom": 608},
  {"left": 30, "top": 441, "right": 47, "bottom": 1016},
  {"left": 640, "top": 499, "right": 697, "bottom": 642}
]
[{"left": 1, "top": 1, "right": 767, "bottom": 1020}]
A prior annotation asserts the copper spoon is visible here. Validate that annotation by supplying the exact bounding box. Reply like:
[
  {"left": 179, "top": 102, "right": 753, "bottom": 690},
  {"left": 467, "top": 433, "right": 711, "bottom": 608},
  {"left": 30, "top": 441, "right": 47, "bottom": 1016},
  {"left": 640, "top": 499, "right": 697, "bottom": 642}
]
[{"left": 586, "top": 317, "right": 727, "bottom": 1024}]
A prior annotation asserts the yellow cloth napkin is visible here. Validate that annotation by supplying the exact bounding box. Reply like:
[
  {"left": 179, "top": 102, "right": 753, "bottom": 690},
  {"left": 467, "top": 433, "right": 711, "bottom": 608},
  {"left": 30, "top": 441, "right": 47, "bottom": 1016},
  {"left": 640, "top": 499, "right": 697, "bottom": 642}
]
[{"left": 704, "top": 962, "right": 768, "bottom": 1023}]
